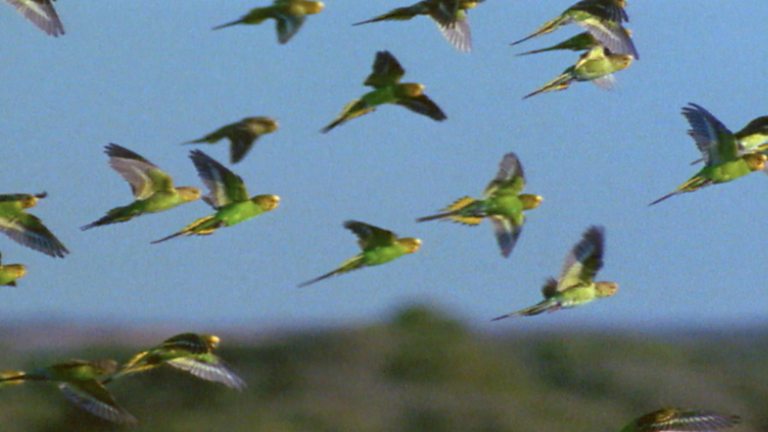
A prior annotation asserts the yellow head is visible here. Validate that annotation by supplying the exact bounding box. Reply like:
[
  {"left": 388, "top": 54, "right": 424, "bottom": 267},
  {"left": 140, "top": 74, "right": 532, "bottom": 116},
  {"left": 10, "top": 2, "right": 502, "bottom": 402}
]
[
  {"left": 400, "top": 83, "right": 425, "bottom": 98},
  {"left": 520, "top": 194, "right": 543, "bottom": 210},
  {"left": 246, "top": 117, "right": 279, "bottom": 134},
  {"left": 202, "top": 334, "right": 221, "bottom": 349},
  {"left": 595, "top": 282, "right": 619, "bottom": 298},
  {"left": 399, "top": 237, "right": 422, "bottom": 254},
  {"left": 178, "top": 187, "right": 202, "bottom": 202},
  {"left": 4, "top": 264, "right": 26, "bottom": 280},
  {"left": 21, "top": 192, "right": 46, "bottom": 208},
  {"left": 612, "top": 54, "right": 634, "bottom": 71},
  {"left": 744, "top": 153, "right": 767, "bottom": 171},
  {"left": 253, "top": 194, "right": 281, "bottom": 211},
  {"left": 462, "top": 1, "right": 480, "bottom": 10},
  {"left": 302, "top": 1, "right": 325, "bottom": 15}
]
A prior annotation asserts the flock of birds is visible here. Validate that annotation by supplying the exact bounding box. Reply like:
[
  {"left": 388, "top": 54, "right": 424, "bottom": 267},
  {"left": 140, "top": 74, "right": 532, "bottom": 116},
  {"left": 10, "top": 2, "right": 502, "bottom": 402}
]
[{"left": 0, "top": 0, "right": 762, "bottom": 428}]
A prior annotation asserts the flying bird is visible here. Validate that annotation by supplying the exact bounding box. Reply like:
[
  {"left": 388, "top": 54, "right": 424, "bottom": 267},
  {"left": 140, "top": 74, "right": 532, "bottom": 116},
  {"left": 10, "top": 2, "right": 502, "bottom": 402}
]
[
  {"left": 619, "top": 408, "right": 741, "bottom": 432},
  {"left": 492, "top": 225, "right": 617, "bottom": 320},
  {"left": 299, "top": 220, "right": 421, "bottom": 287},
  {"left": 152, "top": 150, "right": 279, "bottom": 244},
  {"left": 511, "top": 0, "right": 638, "bottom": 59},
  {"left": 3, "top": 0, "right": 64, "bottom": 36},
  {"left": 322, "top": 50, "right": 446, "bottom": 133},
  {"left": 111, "top": 333, "right": 246, "bottom": 390},
  {"left": 81, "top": 144, "right": 201, "bottom": 230},
  {"left": 0, "top": 252, "right": 26, "bottom": 287},
  {"left": 0, "top": 192, "right": 68, "bottom": 258},
  {"left": 0, "top": 359, "right": 136, "bottom": 424},
  {"left": 650, "top": 103, "right": 767, "bottom": 205},
  {"left": 523, "top": 44, "right": 633, "bottom": 99},
  {"left": 691, "top": 115, "right": 768, "bottom": 165},
  {"left": 354, "top": 0, "right": 484, "bottom": 52},
  {"left": 184, "top": 117, "right": 279, "bottom": 164},
  {"left": 417, "top": 152, "right": 542, "bottom": 258},
  {"left": 212, "top": 0, "right": 325, "bottom": 44}
]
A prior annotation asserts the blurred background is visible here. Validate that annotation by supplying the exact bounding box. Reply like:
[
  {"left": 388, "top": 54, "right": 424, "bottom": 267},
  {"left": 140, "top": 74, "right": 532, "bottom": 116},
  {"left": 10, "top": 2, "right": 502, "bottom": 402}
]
[{"left": 0, "top": 1, "right": 766, "bottom": 430}]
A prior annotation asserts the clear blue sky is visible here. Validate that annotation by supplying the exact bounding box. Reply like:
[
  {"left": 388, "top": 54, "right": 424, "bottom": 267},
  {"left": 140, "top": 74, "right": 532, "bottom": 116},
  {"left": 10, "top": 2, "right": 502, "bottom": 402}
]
[{"left": 1, "top": 1, "right": 766, "bottom": 331}]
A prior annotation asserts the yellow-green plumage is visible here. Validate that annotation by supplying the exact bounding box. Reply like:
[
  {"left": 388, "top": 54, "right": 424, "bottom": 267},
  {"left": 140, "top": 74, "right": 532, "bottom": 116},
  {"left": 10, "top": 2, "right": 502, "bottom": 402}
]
[
  {"left": 185, "top": 117, "right": 279, "bottom": 164},
  {"left": 0, "top": 252, "right": 26, "bottom": 286},
  {"left": 0, "top": 192, "right": 69, "bottom": 258},
  {"left": 213, "top": 0, "right": 325, "bottom": 44}
]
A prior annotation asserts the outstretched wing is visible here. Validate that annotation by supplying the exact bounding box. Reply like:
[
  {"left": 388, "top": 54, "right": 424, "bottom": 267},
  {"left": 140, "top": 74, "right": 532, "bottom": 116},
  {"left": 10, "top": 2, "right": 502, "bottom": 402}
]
[
  {"left": 489, "top": 216, "right": 522, "bottom": 258},
  {"left": 167, "top": 356, "right": 246, "bottom": 390},
  {"left": 58, "top": 381, "right": 137, "bottom": 424},
  {"left": 5, "top": 0, "right": 64, "bottom": 36},
  {"left": 343, "top": 220, "right": 397, "bottom": 250},
  {"left": 364, "top": 51, "right": 405, "bottom": 88},
  {"left": 396, "top": 94, "right": 447, "bottom": 121},
  {"left": 682, "top": 103, "right": 738, "bottom": 165},
  {"left": 557, "top": 225, "right": 604, "bottom": 290},
  {"left": 190, "top": 150, "right": 248, "bottom": 208},
  {"left": 0, "top": 212, "right": 69, "bottom": 258},
  {"left": 106, "top": 143, "right": 174, "bottom": 198},
  {"left": 484, "top": 152, "right": 525, "bottom": 197}
]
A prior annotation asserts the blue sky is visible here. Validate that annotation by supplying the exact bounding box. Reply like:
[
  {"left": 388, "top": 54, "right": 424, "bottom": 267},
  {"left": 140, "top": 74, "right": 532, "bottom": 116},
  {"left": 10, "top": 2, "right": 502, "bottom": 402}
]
[{"left": 1, "top": 1, "right": 766, "bottom": 331}]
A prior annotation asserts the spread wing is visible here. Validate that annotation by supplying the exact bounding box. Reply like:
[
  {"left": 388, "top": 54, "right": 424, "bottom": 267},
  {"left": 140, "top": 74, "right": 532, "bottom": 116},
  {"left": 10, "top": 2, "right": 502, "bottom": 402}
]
[
  {"left": 106, "top": 143, "right": 174, "bottom": 198},
  {"left": 396, "top": 94, "right": 447, "bottom": 121},
  {"left": 5, "top": 0, "right": 64, "bottom": 36},
  {"left": 484, "top": 152, "right": 525, "bottom": 197},
  {"left": 275, "top": 12, "right": 305, "bottom": 44},
  {"left": 167, "top": 356, "right": 246, "bottom": 390},
  {"left": 190, "top": 150, "right": 248, "bottom": 208},
  {"left": 364, "top": 51, "right": 405, "bottom": 88},
  {"left": 0, "top": 211, "right": 69, "bottom": 258},
  {"left": 343, "top": 220, "right": 397, "bottom": 250},
  {"left": 557, "top": 225, "right": 604, "bottom": 291},
  {"left": 58, "top": 381, "right": 137, "bottom": 424},
  {"left": 682, "top": 104, "right": 738, "bottom": 165},
  {"left": 489, "top": 216, "right": 522, "bottom": 258}
]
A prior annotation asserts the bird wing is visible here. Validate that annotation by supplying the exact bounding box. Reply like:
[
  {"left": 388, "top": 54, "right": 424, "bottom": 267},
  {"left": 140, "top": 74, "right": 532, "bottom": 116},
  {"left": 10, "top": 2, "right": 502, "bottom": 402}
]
[
  {"left": 632, "top": 408, "right": 741, "bottom": 432},
  {"left": 190, "top": 150, "right": 248, "bottom": 208},
  {"left": 0, "top": 211, "right": 68, "bottom": 258},
  {"left": 557, "top": 225, "right": 604, "bottom": 291},
  {"left": 682, "top": 103, "right": 738, "bottom": 165},
  {"left": 396, "top": 94, "right": 447, "bottom": 121},
  {"left": 167, "top": 356, "right": 246, "bottom": 390},
  {"left": 484, "top": 152, "right": 525, "bottom": 197},
  {"left": 435, "top": 14, "right": 472, "bottom": 52},
  {"left": 5, "top": 0, "right": 64, "bottom": 36},
  {"left": 275, "top": 11, "right": 305, "bottom": 44},
  {"left": 344, "top": 220, "right": 397, "bottom": 250},
  {"left": 489, "top": 216, "right": 522, "bottom": 258},
  {"left": 364, "top": 51, "right": 406, "bottom": 88},
  {"left": 571, "top": 0, "right": 628, "bottom": 23},
  {"left": 578, "top": 19, "right": 638, "bottom": 58},
  {"left": 106, "top": 143, "right": 174, "bottom": 198},
  {"left": 58, "top": 381, "right": 137, "bottom": 424}
]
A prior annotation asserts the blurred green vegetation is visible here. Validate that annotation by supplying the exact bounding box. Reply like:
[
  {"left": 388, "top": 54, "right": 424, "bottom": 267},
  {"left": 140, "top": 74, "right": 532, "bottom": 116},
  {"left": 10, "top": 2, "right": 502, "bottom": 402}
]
[{"left": 0, "top": 305, "right": 765, "bottom": 431}]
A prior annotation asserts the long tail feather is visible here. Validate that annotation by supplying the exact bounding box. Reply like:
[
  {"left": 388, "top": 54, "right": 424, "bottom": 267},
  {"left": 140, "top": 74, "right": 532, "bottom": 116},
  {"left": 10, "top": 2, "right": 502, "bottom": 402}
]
[
  {"left": 298, "top": 256, "right": 364, "bottom": 288},
  {"left": 151, "top": 215, "right": 217, "bottom": 244}
]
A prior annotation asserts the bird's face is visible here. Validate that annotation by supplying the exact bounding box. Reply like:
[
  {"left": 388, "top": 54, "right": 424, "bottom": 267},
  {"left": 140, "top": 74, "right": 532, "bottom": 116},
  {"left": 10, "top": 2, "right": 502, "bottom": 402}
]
[
  {"left": 178, "top": 187, "right": 202, "bottom": 202},
  {"left": 400, "top": 238, "right": 422, "bottom": 253},
  {"left": 744, "top": 153, "right": 767, "bottom": 171},
  {"left": 203, "top": 334, "right": 221, "bottom": 349},
  {"left": 462, "top": 1, "right": 480, "bottom": 10},
  {"left": 3, "top": 264, "right": 26, "bottom": 279},
  {"left": 304, "top": 1, "right": 325, "bottom": 14},
  {"left": 254, "top": 194, "right": 280, "bottom": 211},
  {"left": 520, "top": 194, "right": 543, "bottom": 210},
  {"left": 401, "top": 83, "right": 425, "bottom": 98},
  {"left": 595, "top": 282, "right": 619, "bottom": 297},
  {"left": 614, "top": 54, "right": 634, "bottom": 70},
  {"left": 20, "top": 195, "right": 39, "bottom": 209},
  {"left": 246, "top": 117, "right": 279, "bottom": 133}
]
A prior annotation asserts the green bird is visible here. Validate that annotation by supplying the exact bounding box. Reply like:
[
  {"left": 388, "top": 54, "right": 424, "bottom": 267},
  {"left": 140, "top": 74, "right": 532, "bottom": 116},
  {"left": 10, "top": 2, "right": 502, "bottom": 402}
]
[
  {"left": 417, "top": 152, "right": 542, "bottom": 258},
  {"left": 299, "top": 220, "right": 421, "bottom": 287},
  {"left": 691, "top": 115, "right": 768, "bottom": 165},
  {"left": 492, "top": 225, "right": 617, "bottom": 320},
  {"left": 4, "top": 0, "right": 64, "bottom": 37},
  {"left": 212, "top": 0, "right": 325, "bottom": 44},
  {"left": 516, "top": 31, "right": 598, "bottom": 56},
  {"left": 619, "top": 408, "right": 741, "bottom": 432},
  {"left": 0, "top": 192, "right": 69, "bottom": 258},
  {"left": 184, "top": 117, "right": 279, "bottom": 164},
  {"left": 152, "top": 150, "right": 279, "bottom": 243},
  {"left": 111, "top": 333, "right": 246, "bottom": 390},
  {"left": 81, "top": 143, "right": 201, "bottom": 230},
  {"left": 511, "top": 0, "right": 638, "bottom": 58},
  {"left": 650, "top": 103, "right": 767, "bottom": 206},
  {"left": 523, "top": 44, "right": 633, "bottom": 99},
  {"left": 0, "top": 359, "right": 136, "bottom": 424},
  {"left": 0, "top": 252, "right": 26, "bottom": 286},
  {"left": 322, "top": 50, "right": 447, "bottom": 133},
  {"left": 354, "top": 0, "right": 484, "bottom": 52}
]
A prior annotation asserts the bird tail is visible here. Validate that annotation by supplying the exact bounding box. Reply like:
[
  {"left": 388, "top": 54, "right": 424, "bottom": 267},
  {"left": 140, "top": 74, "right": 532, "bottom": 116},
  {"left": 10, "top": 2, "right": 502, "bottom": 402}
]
[
  {"left": 81, "top": 206, "right": 138, "bottom": 231},
  {"left": 212, "top": 19, "right": 245, "bottom": 31},
  {"left": 151, "top": 215, "right": 219, "bottom": 244},
  {"left": 516, "top": 45, "right": 560, "bottom": 56},
  {"left": 416, "top": 197, "right": 482, "bottom": 224},
  {"left": 523, "top": 73, "right": 573, "bottom": 99},
  {"left": 648, "top": 191, "right": 679, "bottom": 206},
  {"left": 491, "top": 299, "right": 557, "bottom": 321},
  {"left": 510, "top": 17, "right": 563, "bottom": 46},
  {"left": 0, "top": 371, "right": 28, "bottom": 386},
  {"left": 298, "top": 256, "right": 365, "bottom": 288},
  {"left": 649, "top": 177, "right": 711, "bottom": 206}
]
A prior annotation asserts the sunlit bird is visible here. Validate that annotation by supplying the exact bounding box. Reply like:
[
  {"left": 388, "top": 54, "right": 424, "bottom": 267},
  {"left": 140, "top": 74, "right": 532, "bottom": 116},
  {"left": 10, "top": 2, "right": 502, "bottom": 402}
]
[
  {"left": 152, "top": 150, "right": 279, "bottom": 243},
  {"left": 111, "top": 333, "right": 246, "bottom": 390},
  {"left": 492, "top": 225, "right": 617, "bottom": 320},
  {"left": 0, "top": 252, "right": 26, "bottom": 287},
  {"left": 212, "top": 0, "right": 325, "bottom": 44},
  {"left": 0, "top": 192, "right": 68, "bottom": 258},
  {"left": 511, "top": 0, "right": 638, "bottom": 59},
  {"left": 417, "top": 152, "right": 542, "bottom": 258},
  {"left": 322, "top": 50, "right": 446, "bottom": 133},
  {"left": 0, "top": 359, "right": 136, "bottom": 424},
  {"left": 299, "top": 220, "right": 421, "bottom": 287},
  {"left": 354, "top": 0, "right": 484, "bottom": 52},
  {"left": 184, "top": 117, "right": 279, "bottom": 164},
  {"left": 523, "top": 44, "right": 632, "bottom": 99},
  {"left": 3, "top": 0, "right": 64, "bottom": 37},
  {"left": 619, "top": 408, "right": 741, "bottom": 432},
  {"left": 81, "top": 143, "right": 201, "bottom": 230},
  {"left": 650, "top": 103, "right": 767, "bottom": 206}
]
